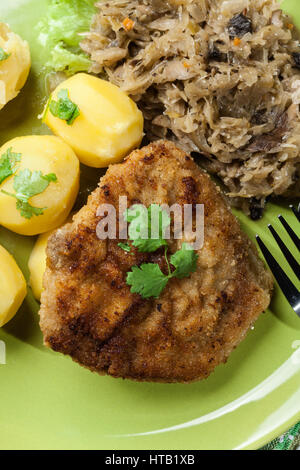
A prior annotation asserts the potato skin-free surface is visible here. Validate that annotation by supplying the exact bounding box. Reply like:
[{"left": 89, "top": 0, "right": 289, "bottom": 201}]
[
  {"left": 0, "top": 245, "right": 26, "bottom": 327},
  {"left": 29, "top": 215, "right": 73, "bottom": 301},
  {"left": 0, "top": 23, "right": 31, "bottom": 110},
  {"left": 40, "top": 141, "right": 272, "bottom": 383},
  {"left": 44, "top": 73, "right": 144, "bottom": 168},
  {"left": 29, "top": 230, "right": 53, "bottom": 301},
  {"left": 0, "top": 135, "right": 80, "bottom": 236}
]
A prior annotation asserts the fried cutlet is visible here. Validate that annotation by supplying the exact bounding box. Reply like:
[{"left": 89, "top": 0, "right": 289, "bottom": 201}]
[{"left": 39, "top": 141, "right": 273, "bottom": 383}]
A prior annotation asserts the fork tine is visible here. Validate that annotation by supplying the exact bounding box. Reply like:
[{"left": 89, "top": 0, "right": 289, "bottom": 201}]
[
  {"left": 278, "top": 215, "right": 300, "bottom": 251},
  {"left": 268, "top": 224, "right": 300, "bottom": 280},
  {"left": 256, "top": 235, "right": 300, "bottom": 317},
  {"left": 290, "top": 205, "right": 300, "bottom": 223}
]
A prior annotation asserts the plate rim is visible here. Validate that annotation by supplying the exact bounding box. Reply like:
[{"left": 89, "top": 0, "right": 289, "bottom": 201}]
[{"left": 243, "top": 413, "right": 300, "bottom": 450}]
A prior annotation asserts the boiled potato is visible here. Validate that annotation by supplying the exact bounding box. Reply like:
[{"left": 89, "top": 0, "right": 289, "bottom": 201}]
[
  {"left": 0, "top": 135, "right": 79, "bottom": 236},
  {"left": 43, "top": 73, "right": 144, "bottom": 168},
  {"left": 0, "top": 245, "right": 27, "bottom": 327},
  {"left": 0, "top": 23, "right": 31, "bottom": 111},
  {"left": 29, "top": 215, "right": 72, "bottom": 300},
  {"left": 28, "top": 229, "right": 53, "bottom": 301}
]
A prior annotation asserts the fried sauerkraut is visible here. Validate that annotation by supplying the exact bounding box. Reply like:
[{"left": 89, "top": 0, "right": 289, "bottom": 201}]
[{"left": 81, "top": 0, "right": 300, "bottom": 215}]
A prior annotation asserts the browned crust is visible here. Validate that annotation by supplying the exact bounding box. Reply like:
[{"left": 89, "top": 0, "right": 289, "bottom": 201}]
[{"left": 39, "top": 140, "right": 273, "bottom": 383}]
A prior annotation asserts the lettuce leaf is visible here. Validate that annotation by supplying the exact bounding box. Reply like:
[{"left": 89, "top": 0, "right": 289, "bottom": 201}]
[
  {"left": 50, "top": 43, "right": 92, "bottom": 75},
  {"left": 37, "top": 0, "right": 96, "bottom": 75}
]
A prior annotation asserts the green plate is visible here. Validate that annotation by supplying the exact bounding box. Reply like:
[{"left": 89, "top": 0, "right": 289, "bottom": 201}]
[{"left": 0, "top": 0, "right": 299, "bottom": 451}]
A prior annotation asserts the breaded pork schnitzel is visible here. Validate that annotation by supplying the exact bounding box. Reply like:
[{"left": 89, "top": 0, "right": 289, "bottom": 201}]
[{"left": 40, "top": 141, "right": 272, "bottom": 383}]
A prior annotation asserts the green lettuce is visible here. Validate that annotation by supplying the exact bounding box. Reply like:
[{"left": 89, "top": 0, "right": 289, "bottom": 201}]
[{"left": 37, "top": 0, "right": 96, "bottom": 75}]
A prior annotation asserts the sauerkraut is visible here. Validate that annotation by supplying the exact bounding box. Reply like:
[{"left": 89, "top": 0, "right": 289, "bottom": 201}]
[{"left": 81, "top": 0, "right": 300, "bottom": 215}]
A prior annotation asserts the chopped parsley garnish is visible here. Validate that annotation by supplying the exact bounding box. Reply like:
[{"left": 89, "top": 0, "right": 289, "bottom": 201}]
[
  {"left": 127, "top": 243, "right": 198, "bottom": 299},
  {"left": 118, "top": 242, "right": 132, "bottom": 252},
  {"left": 49, "top": 89, "right": 80, "bottom": 125},
  {"left": 0, "top": 47, "right": 10, "bottom": 62},
  {"left": 169, "top": 243, "right": 198, "bottom": 279},
  {"left": 124, "top": 204, "right": 198, "bottom": 299},
  {"left": 127, "top": 263, "right": 169, "bottom": 299},
  {"left": 124, "top": 204, "right": 170, "bottom": 252},
  {"left": 2, "top": 169, "right": 58, "bottom": 219},
  {"left": 0, "top": 148, "right": 21, "bottom": 184}
]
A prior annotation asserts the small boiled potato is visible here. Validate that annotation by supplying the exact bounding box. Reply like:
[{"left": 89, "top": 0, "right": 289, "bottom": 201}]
[
  {"left": 43, "top": 73, "right": 144, "bottom": 168},
  {"left": 0, "top": 23, "right": 31, "bottom": 111},
  {"left": 0, "top": 135, "right": 79, "bottom": 236},
  {"left": 0, "top": 245, "right": 27, "bottom": 327},
  {"left": 29, "top": 214, "right": 72, "bottom": 300},
  {"left": 28, "top": 229, "right": 53, "bottom": 301}
]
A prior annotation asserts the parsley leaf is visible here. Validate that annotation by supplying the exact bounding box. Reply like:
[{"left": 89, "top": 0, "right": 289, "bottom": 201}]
[
  {"left": 13, "top": 169, "right": 57, "bottom": 201},
  {"left": 0, "top": 47, "right": 10, "bottom": 62},
  {"left": 16, "top": 201, "right": 45, "bottom": 220},
  {"left": 0, "top": 148, "right": 21, "bottom": 184},
  {"left": 125, "top": 204, "right": 170, "bottom": 252},
  {"left": 2, "top": 169, "right": 58, "bottom": 219},
  {"left": 125, "top": 204, "right": 149, "bottom": 240},
  {"left": 127, "top": 264, "right": 169, "bottom": 299},
  {"left": 132, "top": 237, "right": 166, "bottom": 253},
  {"left": 118, "top": 242, "right": 132, "bottom": 252},
  {"left": 124, "top": 206, "right": 198, "bottom": 299},
  {"left": 170, "top": 243, "right": 198, "bottom": 279},
  {"left": 126, "top": 243, "right": 198, "bottom": 299},
  {"left": 49, "top": 88, "right": 80, "bottom": 125},
  {"left": 42, "top": 173, "right": 58, "bottom": 183}
]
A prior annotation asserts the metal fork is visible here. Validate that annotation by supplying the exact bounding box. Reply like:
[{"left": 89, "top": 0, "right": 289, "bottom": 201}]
[{"left": 256, "top": 204, "right": 300, "bottom": 318}]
